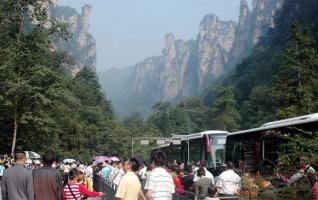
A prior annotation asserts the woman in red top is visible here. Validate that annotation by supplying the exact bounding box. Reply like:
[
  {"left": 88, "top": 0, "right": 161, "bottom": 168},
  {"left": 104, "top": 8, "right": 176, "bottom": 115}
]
[
  {"left": 173, "top": 169, "right": 185, "bottom": 195},
  {"left": 63, "top": 168, "right": 103, "bottom": 200}
]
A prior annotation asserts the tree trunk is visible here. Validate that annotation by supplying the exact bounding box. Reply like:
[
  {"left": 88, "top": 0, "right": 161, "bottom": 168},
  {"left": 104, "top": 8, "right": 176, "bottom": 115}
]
[{"left": 11, "top": 114, "right": 18, "bottom": 156}]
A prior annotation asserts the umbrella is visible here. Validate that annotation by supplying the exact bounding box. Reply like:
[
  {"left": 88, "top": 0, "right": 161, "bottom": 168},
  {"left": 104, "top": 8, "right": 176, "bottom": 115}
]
[
  {"left": 110, "top": 156, "right": 120, "bottom": 162},
  {"left": 24, "top": 151, "right": 41, "bottom": 159},
  {"left": 92, "top": 156, "right": 110, "bottom": 163},
  {"left": 62, "top": 158, "right": 76, "bottom": 163}
]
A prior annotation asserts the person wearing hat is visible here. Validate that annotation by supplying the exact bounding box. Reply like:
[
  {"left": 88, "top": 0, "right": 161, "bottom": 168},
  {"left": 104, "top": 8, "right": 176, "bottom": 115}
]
[
  {"left": 77, "top": 165, "right": 93, "bottom": 192},
  {"left": 115, "top": 157, "right": 144, "bottom": 200},
  {"left": 63, "top": 168, "right": 104, "bottom": 200}
]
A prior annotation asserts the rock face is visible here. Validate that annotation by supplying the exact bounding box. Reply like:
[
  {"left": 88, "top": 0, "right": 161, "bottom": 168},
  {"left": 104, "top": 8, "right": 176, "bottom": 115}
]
[
  {"left": 230, "top": 0, "right": 284, "bottom": 65},
  {"left": 99, "top": 0, "right": 283, "bottom": 116},
  {"left": 49, "top": 1, "right": 96, "bottom": 77},
  {"left": 131, "top": 15, "right": 236, "bottom": 103},
  {"left": 196, "top": 15, "right": 236, "bottom": 90}
]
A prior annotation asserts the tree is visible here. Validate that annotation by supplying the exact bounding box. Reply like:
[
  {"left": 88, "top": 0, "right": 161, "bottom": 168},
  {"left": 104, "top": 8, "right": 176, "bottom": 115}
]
[
  {"left": 271, "top": 22, "right": 318, "bottom": 119},
  {"left": 0, "top": 0, "right": 66, "bottom": 154},
  {"left": 210, "top": 86, "right": 240, "bottom": 131},
  {"left": 240, "top": 85, "right": 275, "bottom": 128}
]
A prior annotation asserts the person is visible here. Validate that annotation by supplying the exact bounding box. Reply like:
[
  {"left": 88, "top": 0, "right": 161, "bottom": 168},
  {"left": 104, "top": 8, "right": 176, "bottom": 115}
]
[
  {"left": 33, "top": 153, "right": 63, "bottom": 200},
  {"left": 63, "top": 168, "right": 103, "bottom": 200},
  {"left": 115, "top": 157, "right": 144, "bottom": 200},
  {"left": 1, "top": 151, "right": 34, "bottom": 200},
  {"left": 173, "top": 169, "right": 185, "bottom": 195},
  {"left": 0, "top": 155, "right": 5, "bottom": 182},
  {"left": 194, "top": 168, "right": 213, "bottom": 199},
  {"left": 145, "top": 151, "right": 175, "bottom": 200},
  {"left": 193, "top": 161, "right": 214, "bottom": 184},
  {"left": 77, "top": 164, "right": 93, "bottom": 192},
  {"left": 288, "top": 156, "right": 317, "bottom": 186},
  {"left": 313, "top": 182, "right": 318, "bottom": 200},
  {"left": 85, "top": 163, "right": 94, "bottom": 188},
  {"left": 110, "top": 161, "right": 124, "bottom": 187},
  {"left": 101, "top": 161, "right": 112, "bottom": 182},
  {"left": 215, "top": 162, "right": 241, "bottom": 200},
  {"left": 204, "top": 187, "right": 220, "bottom": 200}
]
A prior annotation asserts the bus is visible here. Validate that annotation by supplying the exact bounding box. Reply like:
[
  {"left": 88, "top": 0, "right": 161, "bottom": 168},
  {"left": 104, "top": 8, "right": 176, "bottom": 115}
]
[
  {"left": 152, "top": 130, "right": 229, "bottom": 175},
  {"left": 226, "top": 113, "right": 318, "bottom": 174}
]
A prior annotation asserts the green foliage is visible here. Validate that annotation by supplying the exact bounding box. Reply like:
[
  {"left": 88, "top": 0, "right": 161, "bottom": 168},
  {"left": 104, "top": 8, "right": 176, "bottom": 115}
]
[
  {"left": 148, "top": 98, "right": 211, "bottom": 136},
  {"left": 0, "top": 0, "right": 116, "bottom": 162},
  {"left": 210, "top": 86, "right": 240, "bottom": 131},
  {"left": 271, "top": 22, "right": 318, "bottom": 119}
]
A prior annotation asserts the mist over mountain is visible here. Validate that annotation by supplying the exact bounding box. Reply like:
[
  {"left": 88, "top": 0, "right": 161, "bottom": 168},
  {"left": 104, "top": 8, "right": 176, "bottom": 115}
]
[{"left": 98, "top": 0, "right": 283, "bottom": 117}]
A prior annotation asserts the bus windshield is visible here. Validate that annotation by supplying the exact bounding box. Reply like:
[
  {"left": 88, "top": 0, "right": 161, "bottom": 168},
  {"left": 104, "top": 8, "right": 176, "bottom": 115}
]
[{"left": 208, "top": 136, "right": 226, "bottom": 169}]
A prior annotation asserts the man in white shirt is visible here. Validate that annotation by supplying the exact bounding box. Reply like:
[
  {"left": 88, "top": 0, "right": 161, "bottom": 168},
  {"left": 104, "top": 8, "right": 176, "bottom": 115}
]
[
  {"left": 109, "top": 162, "right": 124, "bottom": 186},
  {"left": 193, "top": 160, "right": 214, "bottom": 184},
  {"left": 145, "top": 151, "right": 175, "bottom": 200},
  {"left": 215, "top": 162, "right": 241, "bottom": 199}
]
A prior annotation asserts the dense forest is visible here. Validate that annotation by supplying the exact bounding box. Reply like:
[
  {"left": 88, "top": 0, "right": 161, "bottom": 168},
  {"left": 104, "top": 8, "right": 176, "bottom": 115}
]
[{"left": 0, "top": 0, "right": 317, "bottom": 162}]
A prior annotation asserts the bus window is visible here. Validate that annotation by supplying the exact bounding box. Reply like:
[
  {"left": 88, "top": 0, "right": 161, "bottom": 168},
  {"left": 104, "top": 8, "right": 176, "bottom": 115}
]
[
  {"left": 189, "top": 139, "right": 202, "bottom": 163},
  {"left": 208, "top": 136, "right": 226, "bottom": 169}
]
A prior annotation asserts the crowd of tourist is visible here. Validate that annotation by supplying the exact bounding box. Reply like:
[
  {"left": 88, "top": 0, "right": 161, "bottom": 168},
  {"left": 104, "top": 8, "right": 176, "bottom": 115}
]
[{"left": 0, "top": 151, "right": 318, "bottom": 200}]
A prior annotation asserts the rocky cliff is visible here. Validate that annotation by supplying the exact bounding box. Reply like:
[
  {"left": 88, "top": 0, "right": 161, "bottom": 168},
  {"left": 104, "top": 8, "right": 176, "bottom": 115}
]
[
  {"left": 99, "top": 0, "right": 284, "bottom": 116},
  {"left": 230, "top": 0, "right": 284, "bottom": 66},
  {"left": 49, "top": 1, "right": 96, "bottom": 77}
]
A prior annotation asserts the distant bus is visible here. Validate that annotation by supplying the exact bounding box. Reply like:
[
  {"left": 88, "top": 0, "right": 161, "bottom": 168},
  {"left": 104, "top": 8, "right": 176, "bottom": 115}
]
[
  {"left": 226, "top": 113, "right": 318, "bottom": 174},
  {"left": 151, "top": 130, "right": 229, "bottom": 175}
]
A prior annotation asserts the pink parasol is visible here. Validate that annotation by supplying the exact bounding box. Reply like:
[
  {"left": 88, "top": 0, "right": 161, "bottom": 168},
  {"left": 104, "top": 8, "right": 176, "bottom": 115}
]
[
  {"left": 110, "top": 156, "right": 120, "bottom": 162},
  {"left": 92, "top": 156, "right": 110, "bottom": 163}
]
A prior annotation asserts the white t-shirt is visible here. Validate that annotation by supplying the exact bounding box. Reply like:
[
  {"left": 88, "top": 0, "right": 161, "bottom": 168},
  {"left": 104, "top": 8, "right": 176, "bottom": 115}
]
[
  {"left": 193, "top": 168, "right": 215, "bottom": 184},
  {"left": 111, "top": 168, "right": 124, "bottom": 186},
  {"left": 138, "top": 166, "right": 147, "bottom": 179},
  {"left": 215, "top": 169, "right": 241, "bottom": 195},
  {"left": 85, "top": 165, "right": 93, "bottom": 179}
]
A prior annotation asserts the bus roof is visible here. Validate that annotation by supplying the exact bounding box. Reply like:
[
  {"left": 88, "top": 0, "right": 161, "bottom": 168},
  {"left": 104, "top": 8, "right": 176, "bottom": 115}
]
[
  {"left": 172, "top": 130, "right": 228, "bottom": 140},
  {"left": 152, "top": 143, "right": 170, "bottom": 150},
  {"left": 230, "top": 112, "right": 318, "bottom": 136},
  {"left": 153, "top": 130, "right": 228, "bottom": 149}
]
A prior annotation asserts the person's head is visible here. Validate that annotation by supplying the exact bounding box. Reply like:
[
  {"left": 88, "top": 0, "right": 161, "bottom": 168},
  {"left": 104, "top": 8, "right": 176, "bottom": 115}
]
[
  {"left": 68, "top": 168, "right": 84, "bottom": 182},
  {"left": 146, "top": 163, "right": 152, "bottom": 171},
  {"left": 197, "top": 167, "right": 206, "bottom": 177},
  {"left": 200, "top": 160, "right": 207, "bottom": 168},
  {"left": 14, "top": 151, "right": 26, "bottom": 164},
  {"left": 151, "top": 151, "right": 166, "bottom": 167},
  {"left": 123, "top": 157, "right": 140, "bottom": 173},
  {"left": 175, "top": 169, "right": 184, "bottom": 176},
  {"left": 300, "top": 156, "right": 311, "bottom": 168},
  {"left": 177, "top": 162, "right": 184, "bottom": 170},
  {"left": 43, "top": 153, "right": 55, "bottom": 167},
  {"left": 77, "top": 165, "right": 86, "bottom": 180},
  {"left": 208, "top": 187, "right": 217, "bottom": 197},
  {"left": 225, "top": 161, "right": 234, "bottom": 170},
  {"left": 118, "top": 161, "right": 123, "bottom": 169}
]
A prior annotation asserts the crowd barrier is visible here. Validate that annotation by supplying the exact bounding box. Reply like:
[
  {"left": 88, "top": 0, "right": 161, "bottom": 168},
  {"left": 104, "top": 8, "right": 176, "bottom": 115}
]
[{"left": 94, "top": 175, "right": 239, "bottom": 200}]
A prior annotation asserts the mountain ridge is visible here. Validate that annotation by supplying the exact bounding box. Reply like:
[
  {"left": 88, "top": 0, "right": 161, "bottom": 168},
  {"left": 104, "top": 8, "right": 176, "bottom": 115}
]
[{"left": 99, "top": 0, "right": 284, "bottom": 117}]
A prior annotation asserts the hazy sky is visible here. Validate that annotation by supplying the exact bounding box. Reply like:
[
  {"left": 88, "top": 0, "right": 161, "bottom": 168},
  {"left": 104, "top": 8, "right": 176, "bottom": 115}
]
[{"left": 58, "top": 0, "right": 241, "bottom": 72}]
